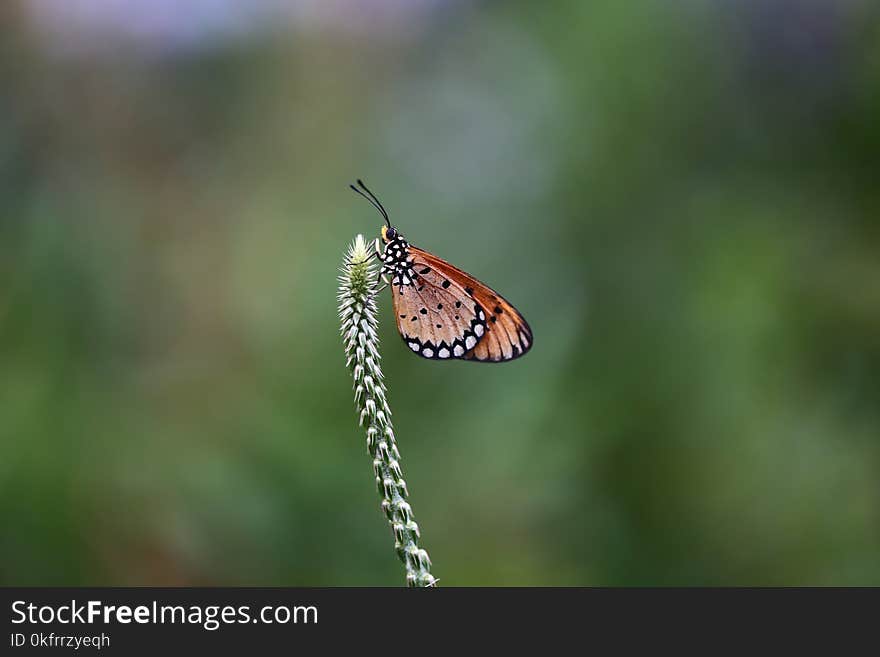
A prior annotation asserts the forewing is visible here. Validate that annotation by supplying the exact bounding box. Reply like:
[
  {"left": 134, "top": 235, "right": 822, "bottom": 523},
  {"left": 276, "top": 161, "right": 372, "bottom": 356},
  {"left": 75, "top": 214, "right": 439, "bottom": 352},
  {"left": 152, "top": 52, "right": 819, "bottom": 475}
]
[
  {"left": 407, "top": 246, "right": 532, "bottom": 362},
  {"left": 392, "top": 255, "right": 487, "bottom": 360}
]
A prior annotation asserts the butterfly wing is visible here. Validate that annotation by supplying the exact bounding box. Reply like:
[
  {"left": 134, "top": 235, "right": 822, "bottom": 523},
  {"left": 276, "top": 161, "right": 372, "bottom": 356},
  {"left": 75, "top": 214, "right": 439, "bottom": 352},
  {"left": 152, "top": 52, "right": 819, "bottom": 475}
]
[
  {"left": 391, "top": 252, "right": 488, "bottom": 360},
  {"left": 401, "top": 246, "right": 533, "bottom": 362}
]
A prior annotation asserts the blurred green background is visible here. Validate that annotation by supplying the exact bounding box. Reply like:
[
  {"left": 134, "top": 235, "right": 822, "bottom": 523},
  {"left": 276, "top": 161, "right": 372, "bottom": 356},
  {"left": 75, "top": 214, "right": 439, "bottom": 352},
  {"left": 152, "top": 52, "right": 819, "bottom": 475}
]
[{"left": 2, "top": 0, "right": 879, "bottom": 586}]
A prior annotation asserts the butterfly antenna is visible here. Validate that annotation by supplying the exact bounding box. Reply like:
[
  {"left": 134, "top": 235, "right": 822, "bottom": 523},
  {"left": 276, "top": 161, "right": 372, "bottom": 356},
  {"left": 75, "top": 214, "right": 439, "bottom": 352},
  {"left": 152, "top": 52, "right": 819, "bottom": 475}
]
[
  {"left": 352, "top": 179, "right": 391, "bottom": 227},
  {"left": 349, "top": 184, "right": 390, "bottom": 226}
]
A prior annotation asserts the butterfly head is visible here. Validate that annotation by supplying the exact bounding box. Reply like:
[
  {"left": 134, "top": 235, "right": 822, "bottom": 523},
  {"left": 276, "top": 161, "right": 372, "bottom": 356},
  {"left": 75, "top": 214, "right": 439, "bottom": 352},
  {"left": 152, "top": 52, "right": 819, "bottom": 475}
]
[{"left": 381, "top": 224, "right": 403, "bottom": 244}]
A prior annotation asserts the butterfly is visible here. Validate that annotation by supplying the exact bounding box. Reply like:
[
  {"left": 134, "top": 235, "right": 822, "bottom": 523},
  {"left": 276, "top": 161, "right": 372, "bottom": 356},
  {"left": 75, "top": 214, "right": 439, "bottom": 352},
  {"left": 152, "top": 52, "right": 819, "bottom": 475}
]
[{"left": 350, "top": 179, "right": 533, "bottom": 363}]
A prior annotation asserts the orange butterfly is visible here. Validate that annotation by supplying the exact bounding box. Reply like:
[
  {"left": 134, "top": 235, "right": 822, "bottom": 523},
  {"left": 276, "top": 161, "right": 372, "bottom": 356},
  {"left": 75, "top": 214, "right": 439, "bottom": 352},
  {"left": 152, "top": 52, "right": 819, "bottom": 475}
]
[{"left": 351, "top": 180, "right": 532, "bottom": 363}]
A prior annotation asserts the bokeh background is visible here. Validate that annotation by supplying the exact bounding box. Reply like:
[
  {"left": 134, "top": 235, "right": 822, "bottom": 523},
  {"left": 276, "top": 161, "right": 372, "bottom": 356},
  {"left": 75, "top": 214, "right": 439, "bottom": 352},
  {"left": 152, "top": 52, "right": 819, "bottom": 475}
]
[{"left": 2, "top": 0, "right": 879, "bottom": 586}]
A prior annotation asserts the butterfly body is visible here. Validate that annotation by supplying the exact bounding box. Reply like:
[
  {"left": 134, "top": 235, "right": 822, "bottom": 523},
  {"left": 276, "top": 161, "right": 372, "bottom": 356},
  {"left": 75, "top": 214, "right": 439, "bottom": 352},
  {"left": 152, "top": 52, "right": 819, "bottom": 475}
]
[
  {"left": 379, "top": 229, "right": 417, "bottom": 287},
  {"left": 352, "top": 180, "right": 532, "bottom": 363}
]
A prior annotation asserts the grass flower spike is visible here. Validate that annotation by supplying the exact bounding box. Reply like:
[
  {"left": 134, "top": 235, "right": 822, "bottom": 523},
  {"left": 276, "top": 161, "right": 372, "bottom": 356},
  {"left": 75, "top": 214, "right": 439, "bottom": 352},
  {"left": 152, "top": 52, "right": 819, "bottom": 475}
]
[{"left": 338, "top": 234, "right": 437, "bottom": 587}]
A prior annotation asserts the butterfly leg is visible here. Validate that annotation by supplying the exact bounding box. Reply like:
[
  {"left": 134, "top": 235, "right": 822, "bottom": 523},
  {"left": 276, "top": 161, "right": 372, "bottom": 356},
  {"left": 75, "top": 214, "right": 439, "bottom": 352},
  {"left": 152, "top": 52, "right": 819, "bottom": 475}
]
[
  {"left": 368, "top": 271, "right": 390, "bottom": 297},
  {"left": 366, "top": 281, "right": 388, "bottom": 302},
  {"left": 342, "top": 238, "right": 381, "bottom": 268},
  {"left": 343, "top": 250, "right": 379, "bottom": 268}
]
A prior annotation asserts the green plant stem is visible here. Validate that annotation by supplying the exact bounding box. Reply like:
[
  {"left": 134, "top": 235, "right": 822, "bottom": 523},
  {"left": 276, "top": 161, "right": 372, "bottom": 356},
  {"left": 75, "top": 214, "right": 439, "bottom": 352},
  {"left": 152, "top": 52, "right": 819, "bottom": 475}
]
[{"left": 338, "top": 234, "right": 437, "bottom": 587}]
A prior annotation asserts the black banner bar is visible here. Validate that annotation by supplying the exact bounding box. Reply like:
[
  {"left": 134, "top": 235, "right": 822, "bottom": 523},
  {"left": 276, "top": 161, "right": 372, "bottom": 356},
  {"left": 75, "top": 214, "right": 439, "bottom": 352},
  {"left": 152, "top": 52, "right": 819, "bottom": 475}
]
[{"left": 1, "top": 587, "right": 875, "bottom": 652}]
